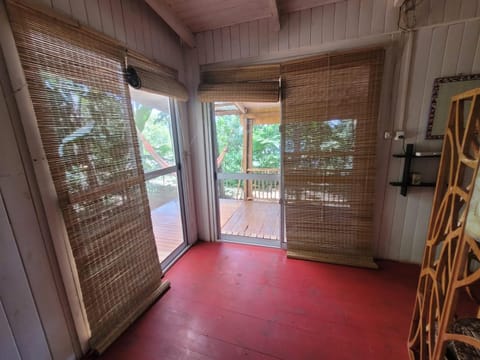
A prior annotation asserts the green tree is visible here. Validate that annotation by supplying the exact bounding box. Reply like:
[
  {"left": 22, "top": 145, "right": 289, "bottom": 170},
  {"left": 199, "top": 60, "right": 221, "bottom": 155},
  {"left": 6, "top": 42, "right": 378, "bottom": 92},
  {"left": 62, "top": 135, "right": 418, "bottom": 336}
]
[{"left": 252, "top": 124, "right": 280, "bottom": 168}]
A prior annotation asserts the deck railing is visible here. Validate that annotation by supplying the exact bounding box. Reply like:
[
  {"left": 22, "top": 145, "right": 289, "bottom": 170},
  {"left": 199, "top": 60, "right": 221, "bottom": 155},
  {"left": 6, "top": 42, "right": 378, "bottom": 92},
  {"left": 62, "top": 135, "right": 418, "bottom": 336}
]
[{"left": 217, "top": 168, "right": 280, "bottom": 201}]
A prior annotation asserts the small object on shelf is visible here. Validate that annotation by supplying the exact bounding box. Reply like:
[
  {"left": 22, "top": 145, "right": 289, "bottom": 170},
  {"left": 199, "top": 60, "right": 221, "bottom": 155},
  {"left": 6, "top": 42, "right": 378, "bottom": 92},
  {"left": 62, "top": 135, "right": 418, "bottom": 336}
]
[
  {"left": 411, "top": 172, "right": 421, "bottom": 185},
  {"left": 414, "top": 151, "right": 441, "bottom": 157},
  {"left": 389, "top": 143, "right": 440, "bottom": 196}
]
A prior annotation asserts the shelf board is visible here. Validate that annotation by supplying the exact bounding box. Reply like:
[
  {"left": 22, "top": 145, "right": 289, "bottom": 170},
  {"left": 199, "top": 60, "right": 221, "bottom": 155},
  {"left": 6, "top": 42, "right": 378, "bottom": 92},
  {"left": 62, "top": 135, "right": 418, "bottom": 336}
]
[
  {"left": 392, "top": 154, "right": 441, "bottom": 158},
  {"left": 389, "top": 182, "right": 436, "bottom": 187}
]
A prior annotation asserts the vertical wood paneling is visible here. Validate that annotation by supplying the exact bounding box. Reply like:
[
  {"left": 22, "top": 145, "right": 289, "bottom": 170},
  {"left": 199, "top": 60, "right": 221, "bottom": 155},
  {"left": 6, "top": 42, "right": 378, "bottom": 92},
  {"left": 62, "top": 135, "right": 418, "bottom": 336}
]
[
  {"left": 85, "top": 0, "right": 103, "bottom": 32},
  {"left": 141, "top": 3, "right": 154, "bottom": 59},
  {"left": 0, "top": 303, "right": 21, "bottom": 360},
  {"left": 429, "top": 0, "right": 445, "bottom": 25},
  {"left": 268, "top": 19, "right": 279, "bottom": 53},
  {"left": 399, "top": 194, "right": 420, "bottom": 261},
  {"left": 410, "top": 192, "right": 433, "bottom": 263},
  {"left": 416, "top": 27, "right": 447, "bottom": 143},
  {"left": 279, "top": 15, "right": 289, "bottom": 51},
  {"left": 213, "top": 29, "right": 223, "bottom": 62},
  {"left": 460, "top": 0, "right": 478, "bottom": 19},
  {"left": 131, "top": 0, "right": 145, "bottom": 54},
  {"left": 322, "top": 3, "right": 334, "bottom": 43},
  {"left": 457, "top": 20, "right": 480, "bottom": 74},
  {"left": 299, "top": 9, "right": 311, "bottom": 47},
  {"left": 205, "top": 31, "right": 215, "bottom": 63},
  {"left": 358, "top": 0, "right": 373, "bottom": 37},
  {"left": 258, "top": 19, "right": 269, "bottom": 56},
  {"left": 441, "top": 23, "right": 465, "bottom": 76},
  {"left": 249, "top": 21, "right": 259, "bottom": 56},
  {"left": 371, "top": 0, "right": 386, "bottom": 34},
  {"left": 444, "top": 0, "right": 462, "bottom": 22},
  {"left": 27, "top": 0, "right": 52, "bottom": 7},
  {"left": 51, "top": 0, "right": 70, "bottom": 15},
  {"left": 414, "top": 0, "right": 430, "bottom": 27},
  {"left": 110, "top": 0, "right": 126, "bottom": 44},
  {"left": 310, "top": 6, "right": 323, "bottom": 45},
  {"left": 239, "top": 23, "right": 250, "bottom": 57},
  {"left": 333, "top": 1, "right": 347, "bottom": 41},
  {"left": 346, "top": 0, "right": 360, "bottom": 39},
  {"left": 222, "top": 27, "right": 233, "bottom": 61},
  {"left": 122, "top": 0, "right": 136, "bottom": 50},
  {"left": 150, "top": 15, "right": 163, "bottom": 64},
  {"left": 231, "top": 24, "right": 241, "bottom": 59},
  {"left": 196, "top": 32, "right": 207, "bottom": 65},
  {"left": 69, "top": 1, "right": 87, "bottom": 24},
  {"left": 384, "top": 1, "right": 398, "bottom": 32},
  {"left": 473, "top": 32, "right": 480, "bottom": 72},
  {"left": 98, "top": 0, "right": 115, "bottom": 39},
  {"left": 288, "top": 11, "right": 300, "bottom": 49}
]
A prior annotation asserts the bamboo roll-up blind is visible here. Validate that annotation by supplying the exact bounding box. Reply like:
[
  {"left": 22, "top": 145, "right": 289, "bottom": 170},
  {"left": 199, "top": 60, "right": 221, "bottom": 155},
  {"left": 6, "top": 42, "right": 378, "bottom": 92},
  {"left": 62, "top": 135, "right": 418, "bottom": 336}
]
[
  {"left": 127, "top": 52, "right": 188, "bottom": 101},
  {"left": 281, "top": 49, "right": 384, "bottom": 269},
  {"left": 7, "top": 2, "right": 168, "bottom": 353},
  {"left": 198, "top": 64, "right": 280, "bottom": 102}
]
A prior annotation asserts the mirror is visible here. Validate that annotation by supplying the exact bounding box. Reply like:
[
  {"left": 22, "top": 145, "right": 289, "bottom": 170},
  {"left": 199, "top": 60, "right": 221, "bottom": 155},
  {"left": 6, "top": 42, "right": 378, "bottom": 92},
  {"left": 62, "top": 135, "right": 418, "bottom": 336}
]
[{"left": 426, "top": 74, "right": 480, "bottom": 139}]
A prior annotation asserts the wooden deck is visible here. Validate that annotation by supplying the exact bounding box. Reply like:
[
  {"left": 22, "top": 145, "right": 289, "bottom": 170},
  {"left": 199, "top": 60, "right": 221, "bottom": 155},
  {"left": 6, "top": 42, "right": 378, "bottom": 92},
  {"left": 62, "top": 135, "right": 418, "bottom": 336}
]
[
  {"left": 219, "top": 199, "right": 280, "bottom": 240},
  {"left": 150, "top": 200, "right": 184, "bottom": 263},
  {"left": 150, "top": 199, "right": 280, "bottom": 262}
]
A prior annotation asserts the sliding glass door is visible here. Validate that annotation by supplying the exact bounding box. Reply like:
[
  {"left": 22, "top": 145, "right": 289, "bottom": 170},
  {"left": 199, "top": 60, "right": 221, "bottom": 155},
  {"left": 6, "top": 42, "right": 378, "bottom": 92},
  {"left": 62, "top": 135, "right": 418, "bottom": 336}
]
[{"left": 129, "top": 87, "right": 187, "bottom": 265}]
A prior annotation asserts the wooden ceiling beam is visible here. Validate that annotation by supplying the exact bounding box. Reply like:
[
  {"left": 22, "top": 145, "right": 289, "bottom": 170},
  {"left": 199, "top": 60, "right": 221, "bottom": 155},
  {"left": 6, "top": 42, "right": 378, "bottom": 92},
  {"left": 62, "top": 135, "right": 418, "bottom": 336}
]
[
  {"left": 268, "top": 0, "right": 281, "bottom": 31},
  {"left": 234, "top": 102, "right": 248, "bottom": 114},
  {"left": 145, "top": 0, "right": 196, "bottom": 47}
]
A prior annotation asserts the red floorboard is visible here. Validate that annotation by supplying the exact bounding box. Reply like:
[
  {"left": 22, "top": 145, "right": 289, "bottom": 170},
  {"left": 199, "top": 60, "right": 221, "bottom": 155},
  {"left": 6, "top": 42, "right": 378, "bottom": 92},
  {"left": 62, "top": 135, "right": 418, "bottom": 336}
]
[{"left": 99, "top": 241, "right": 420, "bottom": 360}]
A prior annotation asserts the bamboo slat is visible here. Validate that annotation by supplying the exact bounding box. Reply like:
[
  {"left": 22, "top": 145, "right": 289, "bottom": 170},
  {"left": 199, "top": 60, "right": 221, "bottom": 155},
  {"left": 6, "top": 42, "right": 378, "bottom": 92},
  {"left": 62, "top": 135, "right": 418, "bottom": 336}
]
[
  {"left": 6, "top": 1, "right": 168, "bottom": 354},
  {"left": 198, "top": 64, "right": 280, "bottom": 103},
  {"left": 281, "top": 48, "right": 384, "bottom": 268}
]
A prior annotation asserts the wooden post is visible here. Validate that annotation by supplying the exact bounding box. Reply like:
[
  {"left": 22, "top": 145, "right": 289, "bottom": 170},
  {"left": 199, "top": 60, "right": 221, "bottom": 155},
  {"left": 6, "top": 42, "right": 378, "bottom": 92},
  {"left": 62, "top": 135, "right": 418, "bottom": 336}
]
[
  {"left": 241, "top": 114, "right": 247, "bottom": 199},
  {"left": 247, "top": 118, "right": 253, "bottom": 200}
]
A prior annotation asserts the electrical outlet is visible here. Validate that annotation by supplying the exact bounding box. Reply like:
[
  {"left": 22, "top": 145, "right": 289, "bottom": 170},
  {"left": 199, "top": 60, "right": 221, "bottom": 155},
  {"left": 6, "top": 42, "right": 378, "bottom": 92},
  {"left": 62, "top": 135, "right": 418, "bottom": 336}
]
[
  {"left": 384, "top": 131, "right": 392, "bottom": 140},
  {"left": 394, "top": 130, "right": 405, "bottom": 140}
]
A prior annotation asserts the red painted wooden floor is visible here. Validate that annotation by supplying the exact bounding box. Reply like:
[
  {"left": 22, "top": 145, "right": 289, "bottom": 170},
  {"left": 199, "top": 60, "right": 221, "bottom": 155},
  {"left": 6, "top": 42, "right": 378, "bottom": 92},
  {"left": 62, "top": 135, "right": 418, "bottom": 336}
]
[{"left": 99, "top": 242, "right": 420, "bottom": 360}]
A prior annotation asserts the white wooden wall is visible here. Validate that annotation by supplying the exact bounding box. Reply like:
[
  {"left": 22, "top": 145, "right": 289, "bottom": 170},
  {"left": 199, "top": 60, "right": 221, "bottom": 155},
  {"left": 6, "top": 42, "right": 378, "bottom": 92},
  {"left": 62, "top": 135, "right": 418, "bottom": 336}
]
[
  {"left": 378, "top": 18, "right": 480, "bottom": 263},
  {"left": 0, "top": 46, "right": 75, "bottom": 358},
  {"left": 189, "top": 0, "right": 480, "bottom": 263},
  {"left": 27, "top": 0, "right": 184, "bottom": 74},
  {"left": 195, "top": 0, "right": 480, "bottom": 66},
  {"left": 0, "top": 0, "right": 197, "bottom": 358}
]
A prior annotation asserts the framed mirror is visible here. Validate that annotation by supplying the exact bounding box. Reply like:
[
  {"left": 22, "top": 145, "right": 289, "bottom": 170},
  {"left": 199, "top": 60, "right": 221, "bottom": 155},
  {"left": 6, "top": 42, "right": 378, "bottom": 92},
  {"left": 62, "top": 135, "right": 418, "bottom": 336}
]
[{"left": 426, "top": 74, "right": 480, "bottom": 139}]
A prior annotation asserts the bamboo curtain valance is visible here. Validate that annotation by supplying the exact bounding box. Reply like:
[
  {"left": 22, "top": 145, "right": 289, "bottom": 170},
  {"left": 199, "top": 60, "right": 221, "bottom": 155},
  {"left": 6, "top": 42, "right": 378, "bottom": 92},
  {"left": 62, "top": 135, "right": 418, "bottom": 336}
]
[
  {"left": 198, "top": 64, "right": 280, "bottom": 102},
  {"left": 7, "top": 1, "right": 168, "bottom": 353},
  {"left": 281, "top": 49, "right": 384, "bottom": 269},
  {"left": 127, "top": 52, "right": 188, "bottom": 101}
]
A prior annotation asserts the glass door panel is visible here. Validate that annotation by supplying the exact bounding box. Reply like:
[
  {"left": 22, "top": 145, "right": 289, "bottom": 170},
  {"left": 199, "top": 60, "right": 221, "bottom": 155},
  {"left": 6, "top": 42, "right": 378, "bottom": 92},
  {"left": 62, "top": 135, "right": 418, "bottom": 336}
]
[
  {"left": 130, "top": 87, "right": 186, "bottom": 264},
  {"left": 213, "top": 102, "right": 281, "bottom": 246}
]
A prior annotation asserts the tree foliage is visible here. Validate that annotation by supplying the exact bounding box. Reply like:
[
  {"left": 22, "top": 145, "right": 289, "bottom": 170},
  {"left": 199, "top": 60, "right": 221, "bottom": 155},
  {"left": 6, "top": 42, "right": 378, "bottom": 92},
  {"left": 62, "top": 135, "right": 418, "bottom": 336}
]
[
  {"left": 132, "top": 101, "right": 175, "bottom": 173},
  {"left": 215, "top": 115, "right": 281, "bottom": 173}
]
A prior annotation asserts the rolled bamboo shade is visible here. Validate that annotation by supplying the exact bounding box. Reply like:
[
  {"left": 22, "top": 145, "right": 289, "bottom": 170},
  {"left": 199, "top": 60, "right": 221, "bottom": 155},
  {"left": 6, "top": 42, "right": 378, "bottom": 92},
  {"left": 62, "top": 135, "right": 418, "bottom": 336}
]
[
  {"left": 281, "top": 49, "right": 384, "bottom": 269},
  {"left": 198, "top": 64, "right": 280, "bottom": 102},
  {"left": 7, "top": 1, "right": 168, "bottom": 353},
  {"left": 127, "top": 52, "right": 188, "bottom": 101}
]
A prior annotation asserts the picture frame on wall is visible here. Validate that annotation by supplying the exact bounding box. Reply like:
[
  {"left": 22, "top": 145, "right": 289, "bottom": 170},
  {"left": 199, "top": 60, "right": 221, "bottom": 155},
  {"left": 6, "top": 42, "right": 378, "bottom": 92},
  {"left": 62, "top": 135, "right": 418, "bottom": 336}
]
[{"left": 426, "top": 74, "right": 480, "bottom": 139}]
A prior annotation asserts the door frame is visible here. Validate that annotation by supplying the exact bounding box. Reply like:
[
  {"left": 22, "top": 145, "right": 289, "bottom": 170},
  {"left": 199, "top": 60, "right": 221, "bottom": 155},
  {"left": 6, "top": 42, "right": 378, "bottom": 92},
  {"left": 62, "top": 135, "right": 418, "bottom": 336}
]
[{"left": 209, "top": 102, "right": 283, "bottom": 247}]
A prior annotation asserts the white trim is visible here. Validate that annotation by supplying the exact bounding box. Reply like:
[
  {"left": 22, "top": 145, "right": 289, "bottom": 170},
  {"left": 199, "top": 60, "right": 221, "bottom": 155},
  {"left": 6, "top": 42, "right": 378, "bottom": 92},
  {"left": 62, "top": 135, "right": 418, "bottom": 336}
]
[
  {"left": 0, "top": 2, "right": 90, "bottom": 353},
  {"left": 219, "top": 235, "right": 281, "bottom": 249},
  {"left": 202, "top": 103, "right": 219, "bottom": 241},
  {"left": 217, "top": 172, "right": 280, "bottom": 181}
]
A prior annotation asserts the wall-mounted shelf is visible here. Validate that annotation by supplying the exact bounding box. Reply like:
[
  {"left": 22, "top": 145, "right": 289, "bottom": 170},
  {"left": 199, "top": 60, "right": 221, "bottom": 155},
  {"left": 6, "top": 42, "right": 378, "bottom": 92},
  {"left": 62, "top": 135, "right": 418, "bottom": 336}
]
[{"left": 389, "top": 144, "right": 441, "bottom": 196}]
